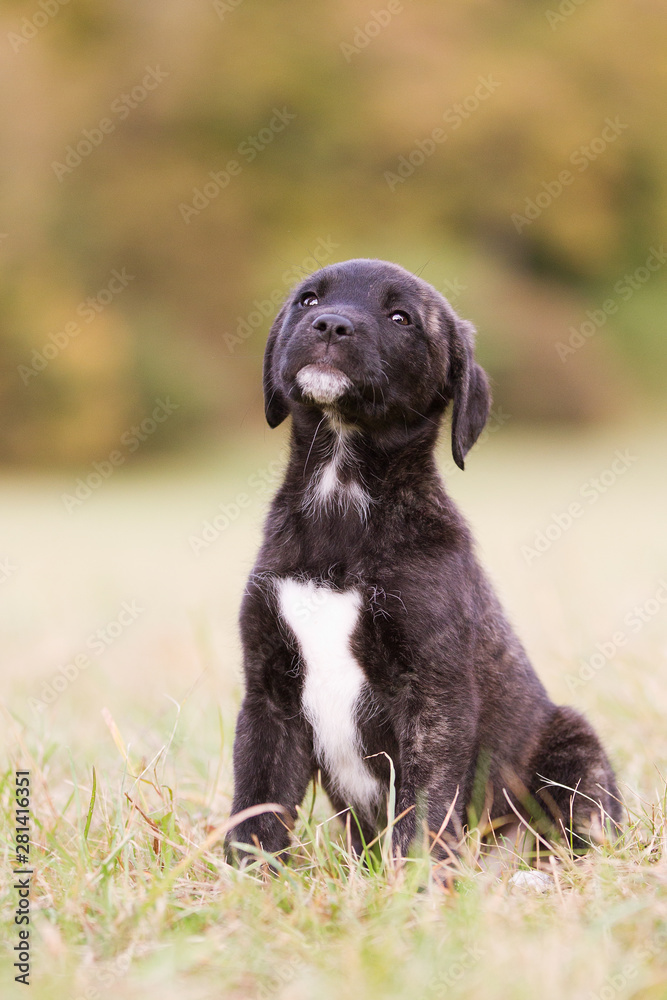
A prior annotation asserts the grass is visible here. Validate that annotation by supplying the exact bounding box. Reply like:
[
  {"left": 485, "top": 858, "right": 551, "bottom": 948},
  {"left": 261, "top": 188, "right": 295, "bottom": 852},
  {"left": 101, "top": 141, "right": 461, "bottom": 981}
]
[{"left": 2, "top": 418, "right": 667, "bottom": 999}]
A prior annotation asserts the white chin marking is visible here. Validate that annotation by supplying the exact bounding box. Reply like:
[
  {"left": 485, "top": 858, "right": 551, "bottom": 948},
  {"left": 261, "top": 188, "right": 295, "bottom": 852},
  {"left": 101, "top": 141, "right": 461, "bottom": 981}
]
[{"left": 296, "top": 364, "right": 352, "bottom": 405}]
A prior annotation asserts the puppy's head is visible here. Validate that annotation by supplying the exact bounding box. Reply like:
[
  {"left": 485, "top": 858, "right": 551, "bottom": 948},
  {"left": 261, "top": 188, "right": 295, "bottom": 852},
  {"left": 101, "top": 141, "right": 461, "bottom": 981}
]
[{"left": 263, "top": 258, "right": 490, "bottom": 469}]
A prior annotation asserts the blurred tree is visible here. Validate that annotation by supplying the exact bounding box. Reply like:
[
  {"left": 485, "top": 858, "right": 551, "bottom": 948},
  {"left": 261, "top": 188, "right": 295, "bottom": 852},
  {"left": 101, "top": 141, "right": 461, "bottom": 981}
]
[{"left": 0, "top": 0, "right": 664, "bottom": 464}]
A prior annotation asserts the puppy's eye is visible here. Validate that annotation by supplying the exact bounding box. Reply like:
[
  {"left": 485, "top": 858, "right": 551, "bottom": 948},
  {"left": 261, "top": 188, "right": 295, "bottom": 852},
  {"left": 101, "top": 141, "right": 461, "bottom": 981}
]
[
  {"left": 390, "top": 310, "right": 411, "bottom": 326},
  {"left": 299, "top": 292, "right": 319, "bottom": 307}
]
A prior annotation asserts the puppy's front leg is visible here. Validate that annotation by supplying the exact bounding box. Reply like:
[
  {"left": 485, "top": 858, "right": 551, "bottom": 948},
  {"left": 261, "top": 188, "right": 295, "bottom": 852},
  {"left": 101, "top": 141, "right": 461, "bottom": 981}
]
[
  {"left": 226, "top": 694, "right": 313, "bottom": 863},
  {"left": 392, "top": 715, "right": 434, "bottom": 857},
  {"left": 393, "top": 715, "right": 468, "bottom": 860}
]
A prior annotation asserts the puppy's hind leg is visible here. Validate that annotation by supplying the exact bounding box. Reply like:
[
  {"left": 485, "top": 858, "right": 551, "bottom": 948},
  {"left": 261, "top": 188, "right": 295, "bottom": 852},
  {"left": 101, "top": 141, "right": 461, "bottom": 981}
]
[{"left": 527, "top": 705, "right": 622, "bottom": 850}]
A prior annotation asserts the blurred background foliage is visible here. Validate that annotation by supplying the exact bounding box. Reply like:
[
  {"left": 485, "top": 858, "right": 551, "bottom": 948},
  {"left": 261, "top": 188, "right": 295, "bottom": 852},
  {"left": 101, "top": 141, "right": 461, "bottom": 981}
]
[{"left": 0, "top": 0, "right": 665, "bottom": 466}]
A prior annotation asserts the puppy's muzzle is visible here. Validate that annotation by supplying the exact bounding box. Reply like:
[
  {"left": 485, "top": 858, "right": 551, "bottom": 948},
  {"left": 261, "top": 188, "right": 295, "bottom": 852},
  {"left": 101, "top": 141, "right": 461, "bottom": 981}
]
[
  {"left": 311, "top": 313, "right": 354, "bottom": 342},
  {"left": 295, "top": 313, "right": 356, "bottom": 405}
]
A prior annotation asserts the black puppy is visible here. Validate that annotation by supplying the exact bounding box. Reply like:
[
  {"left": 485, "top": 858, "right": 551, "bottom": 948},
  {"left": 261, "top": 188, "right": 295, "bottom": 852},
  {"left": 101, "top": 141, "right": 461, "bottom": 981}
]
[{"left": 227, "top": 258, "right": 620, "bottom": 864}]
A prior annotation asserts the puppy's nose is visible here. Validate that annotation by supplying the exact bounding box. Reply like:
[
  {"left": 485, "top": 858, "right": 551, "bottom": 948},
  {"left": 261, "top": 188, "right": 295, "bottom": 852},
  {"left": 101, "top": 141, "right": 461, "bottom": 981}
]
[{"left": 311, "top": 313, "right": 354, "bottom": 340}]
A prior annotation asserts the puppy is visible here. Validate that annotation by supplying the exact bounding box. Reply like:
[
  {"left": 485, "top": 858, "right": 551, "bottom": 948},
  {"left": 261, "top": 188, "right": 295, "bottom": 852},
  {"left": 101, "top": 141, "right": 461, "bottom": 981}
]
[{"left": 227, "top": 258, "right": 620, "bottom": 865}]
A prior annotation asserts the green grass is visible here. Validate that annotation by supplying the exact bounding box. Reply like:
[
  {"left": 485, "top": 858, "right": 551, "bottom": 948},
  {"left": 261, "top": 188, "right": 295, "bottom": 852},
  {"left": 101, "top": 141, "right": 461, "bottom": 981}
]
[{"left": 2, "top": 420, "right": 667, "bottom": 999}]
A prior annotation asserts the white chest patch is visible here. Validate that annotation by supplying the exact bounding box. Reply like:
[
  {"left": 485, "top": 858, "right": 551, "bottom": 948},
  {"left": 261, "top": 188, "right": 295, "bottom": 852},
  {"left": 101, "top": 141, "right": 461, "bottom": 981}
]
[{"left": 277, "top": 577, "right": 381, "bottom": 815}]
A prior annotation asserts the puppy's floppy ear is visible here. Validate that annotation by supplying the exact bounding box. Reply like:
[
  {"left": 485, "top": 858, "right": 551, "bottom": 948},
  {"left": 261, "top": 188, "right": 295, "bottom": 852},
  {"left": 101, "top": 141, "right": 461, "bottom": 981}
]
[
  {"left": 445, "top": 315, "right": 491, "bottom": 471},
  {"left": 262, "top": 303, "right": 290, "bottom": 428}
]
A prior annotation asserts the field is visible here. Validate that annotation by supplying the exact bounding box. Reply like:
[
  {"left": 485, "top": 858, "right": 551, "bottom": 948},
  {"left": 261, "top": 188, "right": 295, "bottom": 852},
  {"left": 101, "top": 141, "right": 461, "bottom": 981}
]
[{"left": 2, "top": 418, "right": 667, "bottom": 1000}]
